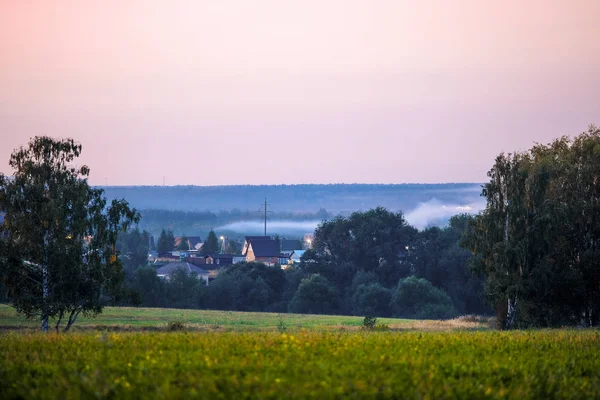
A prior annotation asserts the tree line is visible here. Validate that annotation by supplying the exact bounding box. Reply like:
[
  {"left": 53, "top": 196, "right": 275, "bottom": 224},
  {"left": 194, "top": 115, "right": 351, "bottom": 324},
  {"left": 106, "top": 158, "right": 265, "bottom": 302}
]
[
  {"left": 3, "top": 127, "right": 600, "bottom": 331},
  {"left": 116, "top": 209, "right": 489, "bottom": 319},
  {"left": 463, "top": 125, "right": 600, "bottom": 328}
]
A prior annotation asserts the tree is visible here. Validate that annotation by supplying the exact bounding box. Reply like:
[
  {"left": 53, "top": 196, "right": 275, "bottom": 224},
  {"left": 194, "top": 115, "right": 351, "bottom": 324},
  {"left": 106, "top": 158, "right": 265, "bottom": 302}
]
[
  {"left": 202, "top": 230, "right": 219, "bottom": 254},
  {"left": 224, "top": 240, "right": 241, "bottom": 255},
  {"left": 463, "top": 125, "right": 600, "bottom": 328},
  {"left": 157, "top": 229, "right": 174, "bottom": 255},
  {"left": 178, "top": 236, "right": 190, "bottom": 251},
  {"left": 391, "top": 276, "right": 457, "bottom": 319},
  {"left": 304, "top": 207, "right": 416, "bottom": 292},
  {"left": 411, "top": 215, "right": 489, "bottom": 315},
  {"left": 116, "top": 228, "right": 150, "bottom": 280},
  {"left": 352, "top": 283, "right": 392, "bottom": 317},
  {"left": 288, "top": 274, "right": 339, "bottom": 314},
  {"left": 0, "top": 137, "right": 139, "bottom": 332},
  {"left": 206, "top": 262, "right": 285, "bottom": 311}
]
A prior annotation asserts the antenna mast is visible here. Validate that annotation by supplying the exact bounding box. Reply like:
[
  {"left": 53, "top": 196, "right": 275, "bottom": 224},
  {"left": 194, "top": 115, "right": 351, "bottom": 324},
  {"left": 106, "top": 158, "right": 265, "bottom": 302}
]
[{"left": 264, "top": 198, "right": 268, "bottom": 236}]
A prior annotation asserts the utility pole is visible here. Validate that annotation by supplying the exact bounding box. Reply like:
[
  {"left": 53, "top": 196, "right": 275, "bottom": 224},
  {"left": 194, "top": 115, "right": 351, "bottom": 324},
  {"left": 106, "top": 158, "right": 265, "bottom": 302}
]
[{"left": 264, "top": 198, "right": 268, "bottom": 236}]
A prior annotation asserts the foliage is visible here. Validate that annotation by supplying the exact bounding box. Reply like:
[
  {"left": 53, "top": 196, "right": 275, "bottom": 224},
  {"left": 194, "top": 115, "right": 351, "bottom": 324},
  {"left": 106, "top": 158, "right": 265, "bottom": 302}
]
[
  {"left": 373, "top": 322, "right": 390, "bottom": 331},
  {"left": 1, "top": 331, "right": 600, "bottom": 399},
  {"left": 164, "top": 269, "right": 207, "bottom": 309},
  {"left": 413, "top": 215, "right": 489, "bottom": 315},
  {"left": 391, "top": 276, "right": 457, "bottom": 319},
  {"left": 116, "top": 228, "right": 150, "bottom": 280},
  {"left": 177, "top": 236, "right": 190, "bottom": 251},
  {"left": 206, "top": 262, "right": 285, "bottom": 312},
  {"left": 352, "top": 283, "right": 392, "bottom": 317},
  {"left": 0, "top": 137, "right": 139, "bottom": 332},
  {"left": 276, "top": 315, "right": 287, "bottom": 332},
  {"left": 166, "top": 320, "right": 186, "bottom": 331},
  {"left": 224, "top": 240, "right": 241, "bottom": 255},
  {"left": 362, "top": 316, "right": 377, "bottom": 330},
  {"left": 288, "top": 274, "right": 339, "bottom": 315},
  {"left": 156, "top": 229, "right": 174, "bottom": 255},
  {"left": 463, "top": 125, "right": 600, "bottom": 328},
  {"left": 202, "top": 230, "right": 219, "bottom": 254},
  {"left": 305, "top": 208, "right": 417, "bottom": 293}
]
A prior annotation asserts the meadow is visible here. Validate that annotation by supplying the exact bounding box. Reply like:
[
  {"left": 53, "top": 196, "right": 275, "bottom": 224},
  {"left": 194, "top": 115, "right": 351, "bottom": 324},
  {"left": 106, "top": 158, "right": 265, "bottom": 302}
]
[
  {"left": 2, "top": 305, "right": 599, "bottom": 399},
  {"left": 0, "top": 304, "right": 489, "bottom": 332},
  {"left": 1, "top": 330, "right": 599, "bottom": 399}
]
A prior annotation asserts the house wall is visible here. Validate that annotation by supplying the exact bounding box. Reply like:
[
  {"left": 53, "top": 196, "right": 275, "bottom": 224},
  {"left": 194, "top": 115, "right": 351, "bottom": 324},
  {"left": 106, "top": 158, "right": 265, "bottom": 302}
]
[
  {"left": 255, "top": 256, "right": 279, "bottom": 265},
  {"left": 245, "top": 246, "right": 256, "bottom": 262}
]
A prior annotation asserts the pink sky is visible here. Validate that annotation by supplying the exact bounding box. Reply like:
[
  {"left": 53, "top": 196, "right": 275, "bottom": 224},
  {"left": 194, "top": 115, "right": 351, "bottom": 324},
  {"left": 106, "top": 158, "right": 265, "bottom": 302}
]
[{"left": 1, "top": 0, "right": 599, "bottom": 185}]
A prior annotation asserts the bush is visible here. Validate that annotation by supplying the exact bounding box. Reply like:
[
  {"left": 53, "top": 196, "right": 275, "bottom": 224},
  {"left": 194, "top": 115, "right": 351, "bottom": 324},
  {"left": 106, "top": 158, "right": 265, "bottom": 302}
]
[
  {"left": 373, "top": 323, "right": 390, "bottom": 331},
  {"left": 391, "top": 276, "right": 457, "bottom": 319},
  {"left": 352, "top": 283, "right": 392, "bottom": 317},
  {"left": 288, "top": 275, "right": 339, "bottom": 315},
  {"left": 166, "top": 320, "right": 186, "bottom": 331},
  {"left": 362, "top": 316, "right": 377, "bottom": 330}
]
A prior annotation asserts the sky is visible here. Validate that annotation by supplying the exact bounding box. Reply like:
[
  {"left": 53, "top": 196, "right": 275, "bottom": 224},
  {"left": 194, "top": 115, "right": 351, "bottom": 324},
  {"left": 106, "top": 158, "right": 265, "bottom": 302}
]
[{"left": 1, "top": 0, "right": 599, "bottom": 186}]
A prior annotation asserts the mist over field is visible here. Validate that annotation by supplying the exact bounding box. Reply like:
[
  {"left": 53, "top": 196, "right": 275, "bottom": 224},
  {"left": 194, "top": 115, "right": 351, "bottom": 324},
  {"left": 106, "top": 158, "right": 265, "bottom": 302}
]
[{"left": 100, "top": 184, "right": 485, "bottom": 236}]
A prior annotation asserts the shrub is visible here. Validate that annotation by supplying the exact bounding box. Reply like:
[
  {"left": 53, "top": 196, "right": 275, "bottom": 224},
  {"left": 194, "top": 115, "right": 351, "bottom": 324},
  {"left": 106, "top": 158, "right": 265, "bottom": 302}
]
[
  {"left": 352, "top": 283, "right": 392, "bottom": 317},
  {"left": 166, "top": 320, "right": 186, "bottom": 331},
  {"left": 288, "top": 275, "right": 339, "bottom": 315},
  {"left": 276, "top": 316, "right": 288, "bottom": 332},
  {"left": 373, "top": 323, "right": 390, "bottom": 331},
  {"left": 391, "top": 276, "right": 457, "bottom": 319},
  {"left": 362, "top": 316, "right": 377, "bottom": 330}
]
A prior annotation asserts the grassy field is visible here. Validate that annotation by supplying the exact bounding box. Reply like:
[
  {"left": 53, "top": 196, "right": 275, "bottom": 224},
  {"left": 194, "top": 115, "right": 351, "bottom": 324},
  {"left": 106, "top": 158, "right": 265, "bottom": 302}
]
[
  {"left": 1, "top": 330, "right": 599, "bottom": 399},
  {"left": 0, "top": 304, "right": 490, "bottom": 332}
]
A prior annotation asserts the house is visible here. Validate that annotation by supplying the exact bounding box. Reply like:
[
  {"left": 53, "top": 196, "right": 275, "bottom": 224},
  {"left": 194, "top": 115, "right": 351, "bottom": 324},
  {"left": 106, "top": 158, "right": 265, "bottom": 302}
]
[
  {"left": 204, "top": 254, "right": 234, "bottom": 267},
  {"left": 156, "top": 262, "right": 210, "bottom": 285},
  {"left": 244, "top": 237, "right": 280, "bottom": 265},
  {"left": 174, "top": 236, "right": 203, "bottom": 251},
  {"left": 232, "top": 256, "right": 246, "bottom": 264},
  {"left": 242, "top": 236, "right": 271, "bottom": 255},
  {"left": 281, "top": 239, "right": 299, "bottom": 251},
  {"left": 289, "top": 250, "right": 306, "bottom": 264},
  {"left": 147, "top": 250, "right": 159, "bottom": 262}
]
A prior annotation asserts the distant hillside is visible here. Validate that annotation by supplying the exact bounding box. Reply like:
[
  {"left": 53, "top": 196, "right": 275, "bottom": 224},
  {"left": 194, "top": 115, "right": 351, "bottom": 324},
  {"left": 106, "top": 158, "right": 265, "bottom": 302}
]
[
  {"left": 101, "top": 184, "right": 483, "bottom": 214},
  {"left": 99, "top": 184, "right": 485, "bottom": 237}
]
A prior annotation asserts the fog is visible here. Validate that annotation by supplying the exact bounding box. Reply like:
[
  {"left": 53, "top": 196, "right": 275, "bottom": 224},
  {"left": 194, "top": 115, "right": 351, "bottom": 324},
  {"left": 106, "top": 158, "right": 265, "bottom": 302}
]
[
  {"left": 216, "top": 199, "right": 485, "bottom": 236},
  {"left": 404, "top": 199, "right": 486, "bottom": 230},
  {"left": 217, "top": 220, "right": 321, "bottom": 236}
]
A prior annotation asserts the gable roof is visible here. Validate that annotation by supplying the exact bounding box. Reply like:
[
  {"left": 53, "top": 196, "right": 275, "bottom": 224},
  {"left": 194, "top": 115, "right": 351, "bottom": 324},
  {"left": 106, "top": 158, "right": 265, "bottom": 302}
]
[
  {"left": 243, "top": 236, "right": 271, "bottom": 255},
  {"left": 249, "top": 239, "right": 279, "bottom": 257},
  {"left": 280, "top": 239, "right": 300, "bottom": 251},
  {"left": 290, "top": 250, "right": 306, "bottom": 259},
  {"left": 174, "top": 236, "right": 203, "bottom": 250},
  {"left": 156, "top": 262, "right": 209, "bottom": 276}
]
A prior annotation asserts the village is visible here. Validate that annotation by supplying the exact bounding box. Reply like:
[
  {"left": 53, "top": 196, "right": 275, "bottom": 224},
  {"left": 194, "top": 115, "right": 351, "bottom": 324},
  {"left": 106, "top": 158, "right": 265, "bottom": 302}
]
[{"left": 149, "top": 233, "right": 313, "bottom": 285}]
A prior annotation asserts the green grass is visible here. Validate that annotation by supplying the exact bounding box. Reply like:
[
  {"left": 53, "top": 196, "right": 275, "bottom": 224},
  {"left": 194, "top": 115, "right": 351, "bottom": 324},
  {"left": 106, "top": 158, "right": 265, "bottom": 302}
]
[
  {"left": 0, "top": 304, "right": 425, "bottom": 332},
  {"left": 1, "top": 330, "right": 599, "bottom": 399}
]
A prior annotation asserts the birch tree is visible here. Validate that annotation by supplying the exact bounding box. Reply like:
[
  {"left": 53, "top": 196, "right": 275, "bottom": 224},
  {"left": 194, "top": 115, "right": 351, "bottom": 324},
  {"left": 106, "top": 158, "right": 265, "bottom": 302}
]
[{"left": 0, "top": 137, "right": 139, "bottom": 332}]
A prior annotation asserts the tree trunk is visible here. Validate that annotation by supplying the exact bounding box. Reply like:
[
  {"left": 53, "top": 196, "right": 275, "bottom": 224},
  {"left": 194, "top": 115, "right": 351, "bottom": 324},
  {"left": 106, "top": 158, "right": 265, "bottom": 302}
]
[
  {"left": 496, "top": 299, "right": 508, "bottom": 330},
  {"left": 63, "top": 309, "right": 81, "bottom": 333},
  {"left": 55, "top": 310, "right": 64, "bottom": 333},
  {"left": 505, "top": 296, "right": 518, "bottom": 329},
  {"left": 41, "top": 231, "right": 50, "bottom": 332}
]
